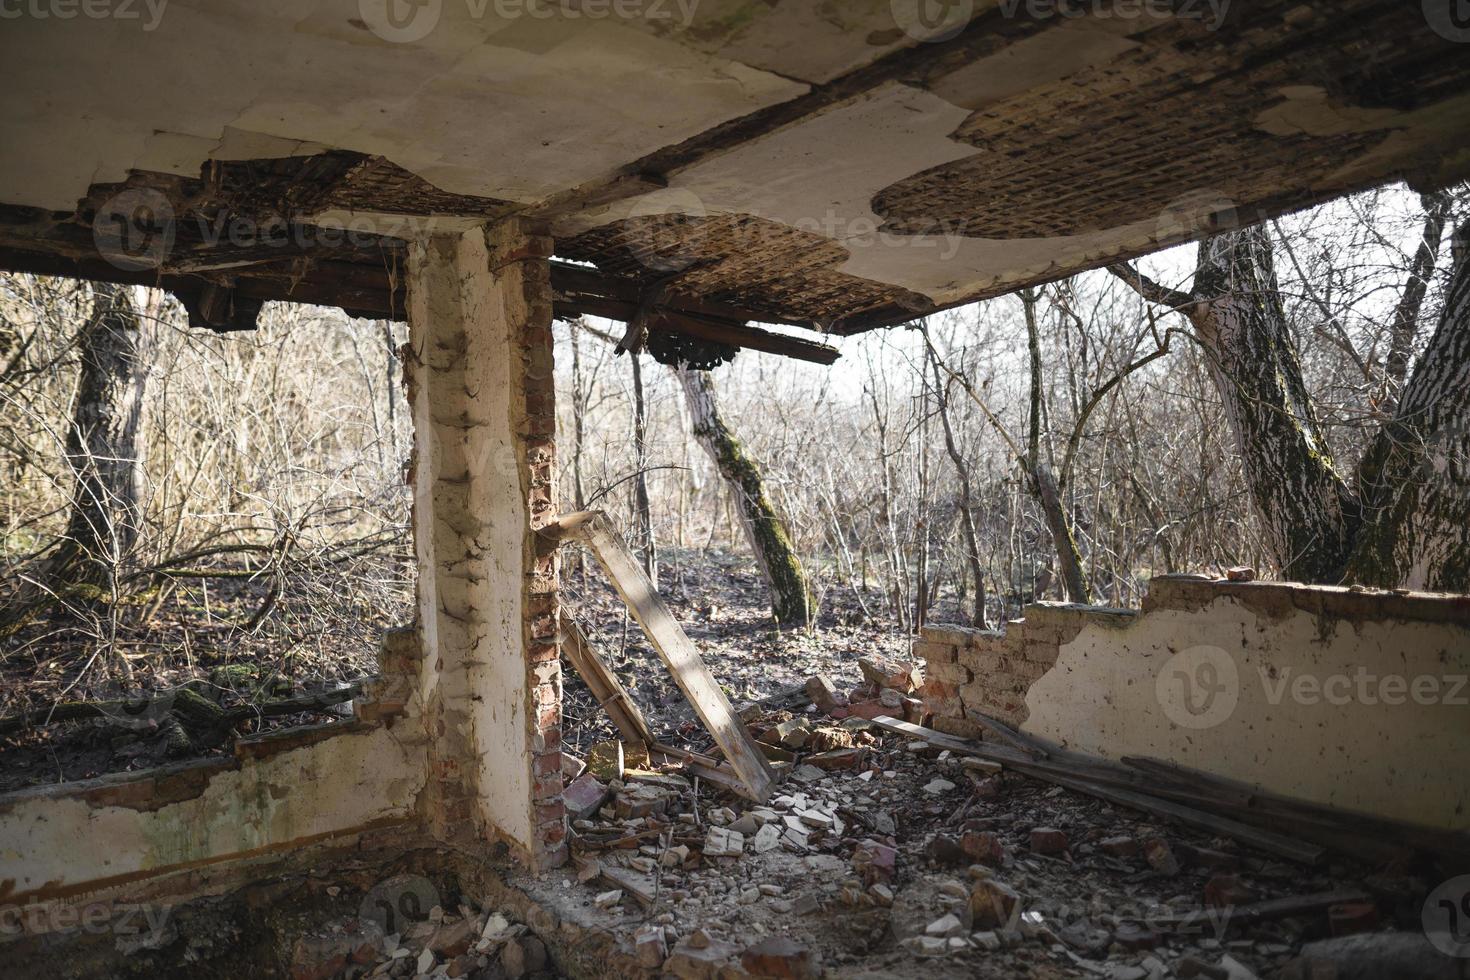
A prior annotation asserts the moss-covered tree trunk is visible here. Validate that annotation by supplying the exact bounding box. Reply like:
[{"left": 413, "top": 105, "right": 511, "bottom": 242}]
[
  {"left": 1348, "top": 219, "right": 1470, "bottom": 591},
  {"left": 675, "top": 364, "right": 813, "bottom": 626},
  {"left": 1113, "top": 213, "right": 1469, "bottom": 593},
  {"left": 53, "top": 283, "right": 149, "bottom": 586}
]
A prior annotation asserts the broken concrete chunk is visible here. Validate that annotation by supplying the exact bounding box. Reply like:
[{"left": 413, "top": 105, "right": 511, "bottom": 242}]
[
  {"left": 1097, "top": 835, "right": 1139, "bottom": 859},
  {"left": 804, "top": 674, "right": 847, "bottom": 713},
  {"left": 752, "top": 824, "right": 781, "bottom": 853},
  {"left": 925, "top": 913, "right": 965, "bottom": 938},
  {"left": 859, "top": 654, "right": 914, "bottom": 692},
  {"left": 562, "top": 773, "right": 610, "bottom": 823},
  {"left": 585, "top": 739, "right": 625, "bottom": 780},
  {"left": 922, "top": 777, "right": 956, "bottom": 795},
  {"left": 666, "top": 938, "right": 740, "bottom": 980},
  {"left": 727, "top": 813, "right": 759, "bottom": 836},
  {"left": 969, "top": 878, "right": 1021, "bottom": 929},
  {"left": 703, "top": 826, "right": 745, "bottom": 858},
  {"left": 594, "top": 889, "right": 623, "bottom": 909},
  {"left": 1028, "top": 827, "right": 1069, "bottom": 855},
  {"left": 634, "top": 924, "right": 668, "bottom": 969},
  {"left": 852, "top": 839, "right": 897, "bottom": 886},
  {"left": 961, "top": 830, "right": 1006, "bottom": 867}
]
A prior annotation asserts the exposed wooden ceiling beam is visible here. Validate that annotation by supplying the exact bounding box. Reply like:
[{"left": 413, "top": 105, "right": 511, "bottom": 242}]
[{"left": 0, "top": 223, "right": 841, "bottom": 363}]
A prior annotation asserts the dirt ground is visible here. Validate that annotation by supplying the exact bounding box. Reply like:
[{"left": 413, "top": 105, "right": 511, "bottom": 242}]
[{"left": 0, "top": 546, "right": 908, "bottom": 793}]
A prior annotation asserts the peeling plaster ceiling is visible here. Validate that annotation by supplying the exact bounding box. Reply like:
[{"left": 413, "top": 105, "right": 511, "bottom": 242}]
[{"left": 1, "top": 0, "right": 1468, "bottom": 336}]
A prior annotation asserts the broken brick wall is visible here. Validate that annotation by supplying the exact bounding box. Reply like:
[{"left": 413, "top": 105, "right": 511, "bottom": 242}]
[
  {"left": 916, "top": 603, "right": 1136, "bottom": 736},
  {"left": 405, "top": 220, "right": 565, "bottom": 869},
  {"left": 919, "top": 576, "right": 1470, "bottom": 830}
]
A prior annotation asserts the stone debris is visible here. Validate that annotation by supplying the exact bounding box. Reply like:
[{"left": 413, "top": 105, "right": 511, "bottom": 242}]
[
  {"left": 704, "top": 826, "right": 745, "bottom": 858},
  {"left": 535, "top": 670, "right": 1403, "bottom": 979}
]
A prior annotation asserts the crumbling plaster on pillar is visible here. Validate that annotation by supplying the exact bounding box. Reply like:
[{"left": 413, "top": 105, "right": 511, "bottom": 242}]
[
  {"left": 406, "top": 219, "right": 564, "bottom": 869},
  {"left": 918, "top": 580, "right": 1470, "bottom": 832}
]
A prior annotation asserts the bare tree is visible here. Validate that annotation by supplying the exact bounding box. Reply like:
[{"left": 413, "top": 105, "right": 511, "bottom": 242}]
[
  {"left": 51, "top": 284, "right": 151, "bottom": 589},
  {"left": 675, "top": 364, "right": 813, "bottom": 626},
  {"left": 1111, "top": 203, "right": 1469, "bottom": 591},
  {"left": 923, "top": 329, "right": 987, "bottom": 626}
]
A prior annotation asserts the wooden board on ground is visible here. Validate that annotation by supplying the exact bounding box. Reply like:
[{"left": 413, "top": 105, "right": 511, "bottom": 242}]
[
  {"left": 870, "top": 716, "right": 1325, "bottom": 865},
  {"left": 560, "top": 610, "right": 656, "bottom": 748},
  {"left": 554, "top": 510, "right": 775, "bottom": 802}
]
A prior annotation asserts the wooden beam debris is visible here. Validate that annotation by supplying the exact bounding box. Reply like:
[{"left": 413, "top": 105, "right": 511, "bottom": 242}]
[
  {"left": 545, "top": 510, "right": 775, "bottom": 802},
  {"left": 867, "top": 716, "right": 1326, "bottom": 866},
  {"left": 559, "top": 610, "right": 656, "bottom": 749}
]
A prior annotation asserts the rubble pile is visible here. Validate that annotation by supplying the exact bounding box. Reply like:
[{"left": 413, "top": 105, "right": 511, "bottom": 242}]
[
  {"left": 291, "top": 902, "right": 554, "bottom": 980},
  {"left": 549, "top": 660, "right": 1444, "bottom": 979}
]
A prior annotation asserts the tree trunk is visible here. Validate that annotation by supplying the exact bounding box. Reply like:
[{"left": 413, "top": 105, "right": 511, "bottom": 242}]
[
  {"left": 54, "top": 283, "right": 149, "bottom": 586},
  {"left": 1021, "top": 290, "right": 1092, "bottom": 603},
  {"left": 1348, "top": 218, "right": 1470, "bottom": 592},
  {"left": 1112, "top": 210, "right": 1467, "bottom": 592},
  {"left": 675, "top": 364, "right": 813, "bottom": 626},
  {"left": 1383, "top": 192, "right": 1452, "bottom": 407},
  {"left": 1182, "top": 228, "right": 1357, "bottom": 583},
  {"left": 630, "top": 350, "right": 657, "bottom": 587},
  {"left": 926, "top": 342, "right": 987, "bottom": 626}
]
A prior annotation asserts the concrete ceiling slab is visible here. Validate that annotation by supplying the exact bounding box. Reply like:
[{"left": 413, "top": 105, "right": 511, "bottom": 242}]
[{"left": 1, "top": 0, "right": 1467, "bottom": 339}]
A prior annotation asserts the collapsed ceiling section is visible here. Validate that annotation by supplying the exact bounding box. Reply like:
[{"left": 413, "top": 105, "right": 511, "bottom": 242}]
[{"left": 0, "top": 0, "right": 1467, "bottom": 356}]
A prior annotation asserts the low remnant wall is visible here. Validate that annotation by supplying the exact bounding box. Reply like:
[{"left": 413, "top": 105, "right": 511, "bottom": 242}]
[
  {"left": 918, "top": 576, "right": 1470, "bottom": 831},
  {"left": 0, "top": 720, "right": 426, "bottom": 907}
]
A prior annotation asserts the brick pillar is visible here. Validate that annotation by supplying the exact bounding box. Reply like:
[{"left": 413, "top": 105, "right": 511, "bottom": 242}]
[{"left": 405, "top": 218, "right": 565, "bottom": 869}]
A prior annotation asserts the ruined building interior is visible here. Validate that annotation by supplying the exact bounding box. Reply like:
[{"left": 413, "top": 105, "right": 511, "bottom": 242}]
[{"left": 1, "top": 2, "right": 1469, "bottom": 978}]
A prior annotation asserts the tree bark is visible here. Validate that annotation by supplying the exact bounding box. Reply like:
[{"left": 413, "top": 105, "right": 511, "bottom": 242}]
[
  {"left": 54, "top": 283, "right": 149, "bottom": 585},
  {"left": 675, "top": 364, "right": 813, "bottom": 626},
  {"left": 1383, "top": 192, "right": 1452, "bottom": 407},
  {"left": 1348, "top": 218, "right": 1470, "bottom": 592},
  {"left": 1112, "top": 210, "right": 1468, "bottom": 592},
  {"left": 1185, "top": 227, "right": 1359, "bottom": 583}
]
